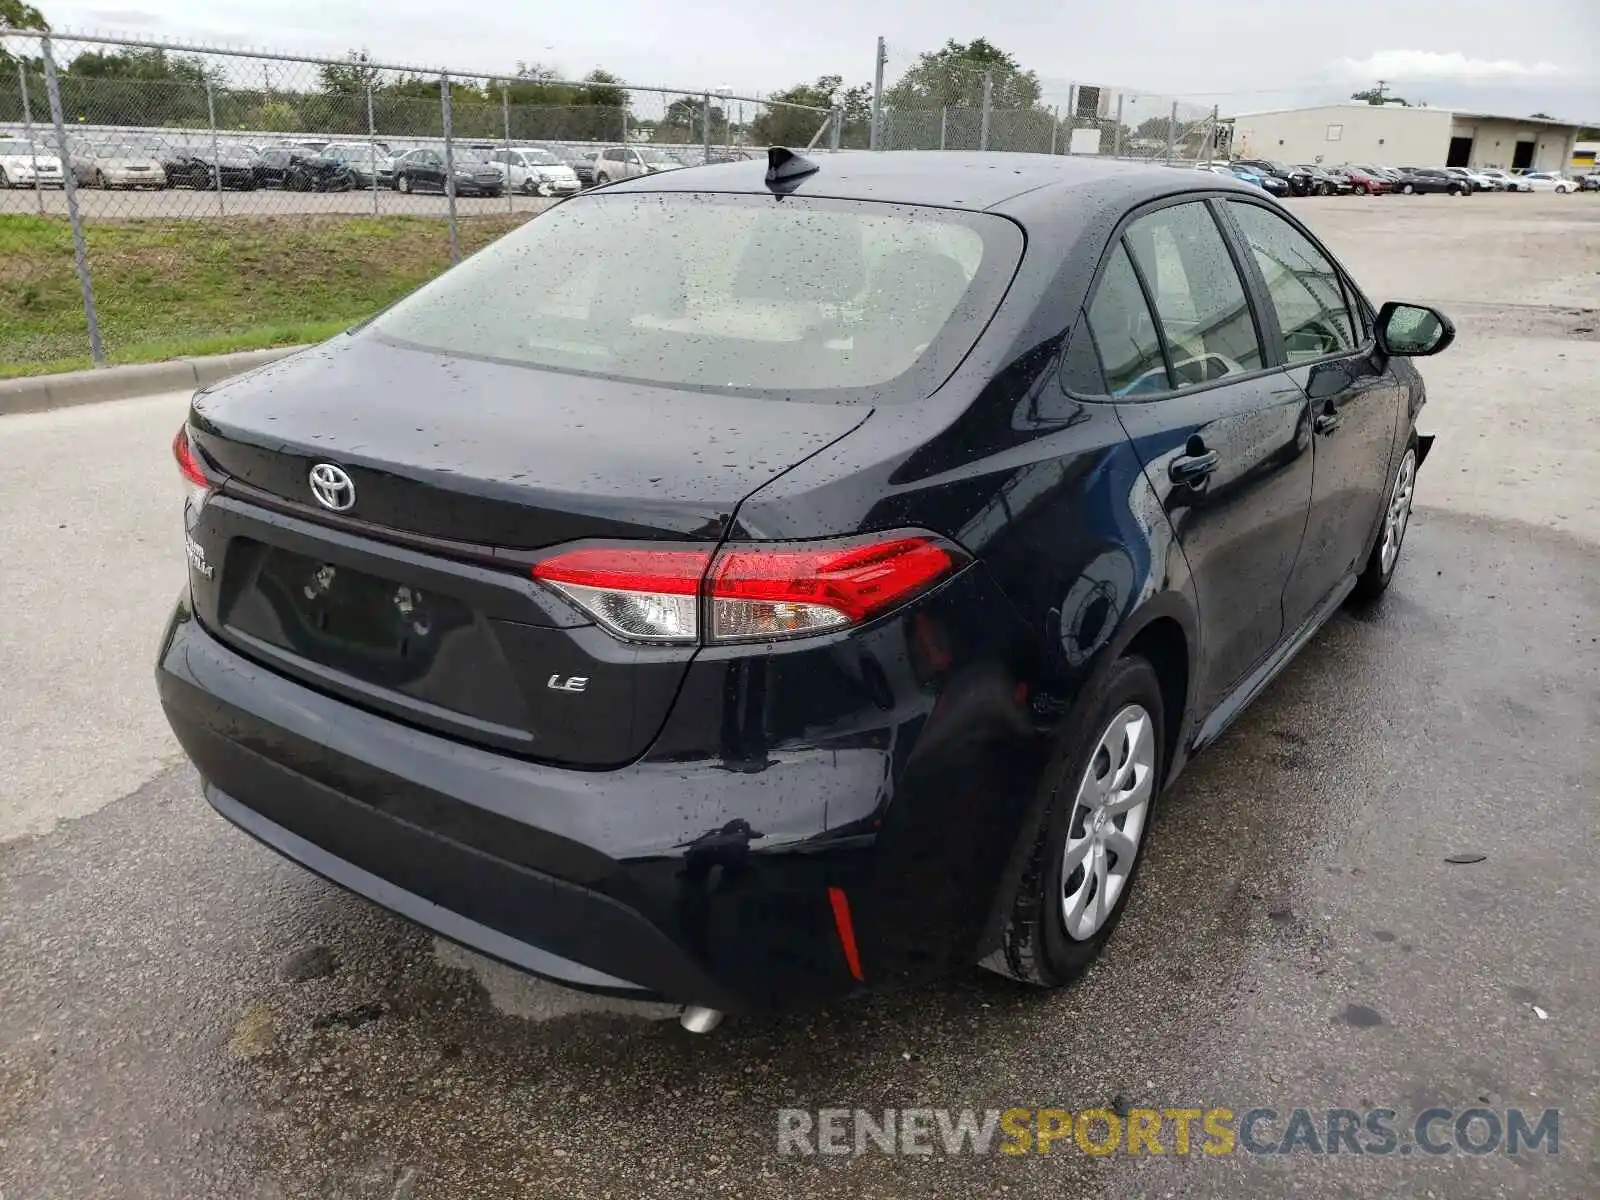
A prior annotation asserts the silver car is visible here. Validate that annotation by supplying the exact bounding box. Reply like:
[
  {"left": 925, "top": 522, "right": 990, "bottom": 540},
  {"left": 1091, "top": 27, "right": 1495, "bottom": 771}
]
[
  {"left": 487, "top": 146, "right": 581, "bottom": 196},
  {"left": 591, "top": 145, "right": 684, "bottom": 184},
  {"left": 76, "top": 141, "right": 167, "bottom": 189}
]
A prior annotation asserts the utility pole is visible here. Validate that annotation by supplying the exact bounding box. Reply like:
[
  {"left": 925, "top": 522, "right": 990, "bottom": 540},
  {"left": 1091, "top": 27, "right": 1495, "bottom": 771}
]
[
  {"left": 979, "top": 70, "right": 993, "bottom": 151},
  {"left": 869, "top": 36, "right": 886, "bottom": 151}
]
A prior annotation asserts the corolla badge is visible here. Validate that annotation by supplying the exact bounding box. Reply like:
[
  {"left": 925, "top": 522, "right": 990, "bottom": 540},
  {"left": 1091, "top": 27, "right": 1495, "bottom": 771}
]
[{"left": 309, "top": 463, "right": 355, "bottom": 511}]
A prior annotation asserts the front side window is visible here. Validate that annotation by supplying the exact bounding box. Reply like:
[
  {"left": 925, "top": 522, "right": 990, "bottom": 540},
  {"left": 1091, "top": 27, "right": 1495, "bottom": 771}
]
[
  {"left": 1085, "top": 243, "right": 1167, "bottom": 396},
  {"left": 1122, "top": 201, "right": 1263, "bottom": 387},
  {"left": 1226, "top": 201, "right": 1357, "bottom": 362},
  {"left": 366, "top": 192, "right": 1021, "bottom": 402}
]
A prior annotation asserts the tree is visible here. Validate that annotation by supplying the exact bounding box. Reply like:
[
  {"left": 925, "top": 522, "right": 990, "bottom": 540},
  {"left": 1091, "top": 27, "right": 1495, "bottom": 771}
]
[
  {"left": 1134, "top": 115, "right": 1175, "bottom": 142},
  {"left": 750, "top": 74, "right": 869, "bottom": 146},
  {"left": 319, "top": 49, "right": 383, "bottom": 96},
  {"left": 1351, "top": 85, "right": 1408, "bottom": 106},
  {"left": 0, "top": 0, "right": 47, "bottom": 30},
  {"left": 655, "top": 95, "right": 721, "bottom": 143},
  {"left": 884, "top": 38, "right": 1041, "bottom": 111}
]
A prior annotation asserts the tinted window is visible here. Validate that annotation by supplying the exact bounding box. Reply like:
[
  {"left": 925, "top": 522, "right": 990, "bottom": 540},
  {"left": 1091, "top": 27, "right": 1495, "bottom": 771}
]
[
  {"left": 1227, "top": 201, "right": 1357, "bottom": 362},
  {"left": 1086, "top": 243, "right": 1167, "bottom": 396},
  {"left": 367, "top": 192, "right": 1021, "bottom": 402},
  {"left": 1123, "top": 201, "right": 1263, "bottom": 387}
]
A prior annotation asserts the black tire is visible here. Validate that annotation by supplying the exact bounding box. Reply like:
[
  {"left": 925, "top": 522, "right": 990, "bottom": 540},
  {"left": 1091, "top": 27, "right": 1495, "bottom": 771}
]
[
  {"left": 94, "top": 170, "right": 108, "bottom": 189},
  {"left": 983, "top": 655, "right": 1166, "bottom": 987},
  {"left": 398, "top": 174, "right": 412, "bottom": 194},
  {"left": 1351, "top": 438, "right": 1418, "bottom": 604},
  {"left": 0, "top": 167, "right": 10, "bottom": 189},
  {"left": 595, "top": 172, "right": 610, "bottom": 185},
  {"left": 1353, "top": 183, "right": 1367, "bottom": 195}
]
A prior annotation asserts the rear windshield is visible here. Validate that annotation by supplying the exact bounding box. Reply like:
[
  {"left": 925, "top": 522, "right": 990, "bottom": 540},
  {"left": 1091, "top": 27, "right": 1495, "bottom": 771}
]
[{"left": 366, "top": 191, "right": 1022, "bottom": 401}]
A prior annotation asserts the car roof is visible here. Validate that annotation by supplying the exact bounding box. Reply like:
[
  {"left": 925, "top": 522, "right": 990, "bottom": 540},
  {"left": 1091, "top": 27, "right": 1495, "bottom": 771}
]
[{"left": 599, "top": 150, "right": 1256, "bottom": 214}]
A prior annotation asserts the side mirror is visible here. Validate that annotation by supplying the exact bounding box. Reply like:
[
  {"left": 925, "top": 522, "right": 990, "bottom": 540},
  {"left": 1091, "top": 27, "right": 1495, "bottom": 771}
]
[{"left": 1377, "top": 301, "right": 1455, "bottom": 357}]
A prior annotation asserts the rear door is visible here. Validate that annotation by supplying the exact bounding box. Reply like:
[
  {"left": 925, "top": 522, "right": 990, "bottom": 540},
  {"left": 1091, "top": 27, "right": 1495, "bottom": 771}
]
[
  {"left": 1219, "top": 198, "right": 1404, "bottom": 628},
  {"left": 1089, "top": 197, "right": 1314, "bottom": 713}
]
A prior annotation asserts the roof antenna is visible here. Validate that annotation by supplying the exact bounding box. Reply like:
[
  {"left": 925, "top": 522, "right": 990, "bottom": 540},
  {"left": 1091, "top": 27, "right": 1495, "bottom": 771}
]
[{"left": 765, "top": 147, "right": 820, "bottom": 191}]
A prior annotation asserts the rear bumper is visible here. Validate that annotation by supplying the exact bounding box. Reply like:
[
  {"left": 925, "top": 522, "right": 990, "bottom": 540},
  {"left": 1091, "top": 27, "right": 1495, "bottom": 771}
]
[{"left": 157, "top": 574, "right": 1043, "bottom": 1011}]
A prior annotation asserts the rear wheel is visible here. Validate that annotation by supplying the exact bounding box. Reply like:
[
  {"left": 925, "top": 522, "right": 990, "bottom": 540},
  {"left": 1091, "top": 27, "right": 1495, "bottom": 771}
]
[
  {"left": 1352, "top": 441, "right": 1418, "bottom": 603},
  {"left": 983, "top": 656, "right": 1165, "bottom": 987},
  {"left": 596, "top": 172, "right": 610, "bottom": 185},
  {"left": 0, "top": 167, "right": 10, "bottom": 189},
  {"left": 94, "top": 169, "right": 109, "bottom": 189}
]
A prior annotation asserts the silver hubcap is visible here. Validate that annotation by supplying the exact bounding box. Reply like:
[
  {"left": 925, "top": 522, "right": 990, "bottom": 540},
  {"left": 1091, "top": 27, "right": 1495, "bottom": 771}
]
[
  {"left": 1061, "top": 704, "right": 1155, "bottom": 940},
  {"left": 1380, "top": 450, "right": 1417, "bottom": 575}
]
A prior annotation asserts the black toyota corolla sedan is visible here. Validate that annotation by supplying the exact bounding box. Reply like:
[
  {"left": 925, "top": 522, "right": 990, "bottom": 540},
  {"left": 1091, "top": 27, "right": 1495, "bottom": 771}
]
[{"left": 158, "top": 150, "right": 1451, "bottom": 1026}]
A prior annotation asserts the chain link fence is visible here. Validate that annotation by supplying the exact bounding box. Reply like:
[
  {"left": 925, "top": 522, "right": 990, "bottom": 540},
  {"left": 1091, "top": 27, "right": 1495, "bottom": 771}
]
[
  {"left": 0, "top": 30, "right": 833, "bottom": 374},
  {"left": 865, "top": 39, "right": 1219, "bottom": 162}
]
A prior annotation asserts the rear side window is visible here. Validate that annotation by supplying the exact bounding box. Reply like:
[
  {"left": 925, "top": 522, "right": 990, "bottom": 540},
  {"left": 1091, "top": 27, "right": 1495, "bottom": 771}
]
[
  {"left": 1122, "top": 201, "right": 1263, "bottom": 387},
  {"left": 367, "top": 192, "right": 1023, "bottom": 402},
  {"left": 1226, "top": 201, "right": 1357, "bottom": 362},
  {"left": 1085, "top": 243, "right": 1167, "bottom": 395}
]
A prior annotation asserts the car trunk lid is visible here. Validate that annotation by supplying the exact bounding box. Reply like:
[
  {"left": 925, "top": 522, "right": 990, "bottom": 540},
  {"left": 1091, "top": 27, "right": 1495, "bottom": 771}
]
[{"left": 185, "top": 337, "right": 871, "bottom": 766}]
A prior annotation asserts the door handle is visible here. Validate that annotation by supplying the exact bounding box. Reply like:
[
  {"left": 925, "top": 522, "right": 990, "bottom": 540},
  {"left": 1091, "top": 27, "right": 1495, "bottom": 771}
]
[
  {"left": 1169, "top": 449, "right": 1220, "bottom": 484},
  {"left": 1314, "top": 408, "right": 1343, "bottom": 435}
]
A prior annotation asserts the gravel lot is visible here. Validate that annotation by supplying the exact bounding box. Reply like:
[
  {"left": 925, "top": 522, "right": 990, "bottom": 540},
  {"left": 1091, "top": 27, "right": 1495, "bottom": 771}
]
[{"left": 1, "top": 191, "right": 1596, "bottom": 1199}]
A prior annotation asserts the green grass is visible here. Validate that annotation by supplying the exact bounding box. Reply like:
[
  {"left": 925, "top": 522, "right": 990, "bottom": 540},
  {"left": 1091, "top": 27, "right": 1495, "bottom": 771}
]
[{"left": 0, "top": 214, "right": 528, "bottom": 378}]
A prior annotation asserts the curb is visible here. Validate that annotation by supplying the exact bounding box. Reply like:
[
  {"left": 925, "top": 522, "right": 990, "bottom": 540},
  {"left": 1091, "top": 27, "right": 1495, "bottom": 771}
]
[{"left": 0, "top": 346, "right": 308, "bottom": 417}]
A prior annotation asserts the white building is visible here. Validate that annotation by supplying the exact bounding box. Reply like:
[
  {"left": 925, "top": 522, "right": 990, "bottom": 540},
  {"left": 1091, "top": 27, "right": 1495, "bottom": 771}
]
[{"left": 1228, "top": 103, "right": 1584, "bottom": 172}]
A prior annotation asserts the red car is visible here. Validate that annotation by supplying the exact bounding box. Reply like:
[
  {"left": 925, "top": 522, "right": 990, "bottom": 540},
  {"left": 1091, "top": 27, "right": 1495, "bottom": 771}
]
[{"left": 1340, "top": 165, "right": 1392, "bottom": 195}]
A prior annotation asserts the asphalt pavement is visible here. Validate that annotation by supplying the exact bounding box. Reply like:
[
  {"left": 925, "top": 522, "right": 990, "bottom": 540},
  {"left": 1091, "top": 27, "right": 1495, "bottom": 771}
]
[{"left": 1, "top": 193, "right": 1596, "bottom": 1199}]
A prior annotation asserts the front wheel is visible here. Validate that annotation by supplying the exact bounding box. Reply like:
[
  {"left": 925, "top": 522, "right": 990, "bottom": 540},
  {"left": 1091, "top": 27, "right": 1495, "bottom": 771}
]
[
  {"left": 397, "top": 174, "right": 412, "bottom": 194},
  {"left": 1352, "top": 442, "right": 1418, "bottom": 603},
  {"left": 595, "top": 172, "right": 610, "bottom": 185},
  {"left": 983, "top": 656, "right": 1165, "bottom": 987},
  {"left": 1402, "top": 183, "right": 1416, "bottom": 194}
]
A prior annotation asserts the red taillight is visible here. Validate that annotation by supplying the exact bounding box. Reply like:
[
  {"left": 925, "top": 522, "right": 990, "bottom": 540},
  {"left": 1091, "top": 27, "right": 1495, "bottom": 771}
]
[
  {"left": 533, "top": 547, "right": 712, "bottom": 643},
  {"left": 708, "top": 536, "right": 961, "bottom": 641},
  {"left": 531, "top": 533, "right": 966, "bottom": 645},
  {"left": 173, "top": 425, "right": 209, "bottom": 489}
]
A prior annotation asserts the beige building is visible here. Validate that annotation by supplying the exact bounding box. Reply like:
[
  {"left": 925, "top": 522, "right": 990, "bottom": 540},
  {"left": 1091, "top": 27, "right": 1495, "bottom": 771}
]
[{"left": 1229, "top": 103, "right": 1583, "bottom": 172}]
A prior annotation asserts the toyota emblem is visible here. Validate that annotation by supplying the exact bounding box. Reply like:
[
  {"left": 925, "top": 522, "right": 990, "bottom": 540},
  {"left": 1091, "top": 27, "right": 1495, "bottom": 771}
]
[{"left": 308, "top": 463, "right": 356, "bottom": 511}]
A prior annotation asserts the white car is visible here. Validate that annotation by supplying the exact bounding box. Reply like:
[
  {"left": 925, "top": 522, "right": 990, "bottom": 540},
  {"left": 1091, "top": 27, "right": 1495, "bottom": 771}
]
[
  {"left": 486, "top": 146, "right": 581, "bottom": 196},
  {"left": 1476, "top": 168, "right": 1531, "bottom": 192},
  {"left": 1520, "top": 171, "right": 1577, "bottom": 193},
  {"left": 0, "top": 137, "right": 65, "bottom": 188},
  {"left": 1445, "top": 166, "right": 1497, "bottom": 192}
]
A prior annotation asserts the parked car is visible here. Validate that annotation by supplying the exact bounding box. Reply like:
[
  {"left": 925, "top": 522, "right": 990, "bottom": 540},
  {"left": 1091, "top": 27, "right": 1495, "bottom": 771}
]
[
  {"left": 1443, "top": 166, "right": 1497, "bottom": 192},
  {"left": 0, "top": 138, "right": 64, "bottom": 188},
  {"left": 1336, "top": 165, "right": 1391, "bottom": 195},
  {"left": 252, "top": 145, "right": 354, "bottom": 192},
  {"left": 160, "top": 151, "right": 1450, "bottom": 1025},
  {"left": 1476, "top": 168, "right": 1530, "bottom": 192},
  {"left": 320, "top": 143, "right": 395, "bottom": 189},
  {"left": 162, "top": 147, "right": 258, "bottom": 190},
  {"left": 1234, "top": 158, "right": 1313, "bottom": 196},
  {"left": 391, "top": 147, "right": 504, "bottom": 197},
  {"left": 592, "top": 144, "right": 686, "bottom": 184},
  {"left": 67, "top": 140, "right": 167, "bottom": 189},
  {"left": 485, "top": 146, "right": 582, "bottom": 196},
  {"left": 1390, "top": 167, "right": 1466, "bottom": 195},
  {"left": 1225, "top": 162, "right": 1288, "bottom": 195},
  {"left": 1520, "top": 171, "right": 1577, "bottom": 193},
  {"left": 565, "top": 148, "right": 600, "bottom": 187},
  {"left": 1295, "top": 165, "right": 1350, "bottom": 196},
  {"left": 1578, "top": 172, "right": 1600, "bottom": 192}
]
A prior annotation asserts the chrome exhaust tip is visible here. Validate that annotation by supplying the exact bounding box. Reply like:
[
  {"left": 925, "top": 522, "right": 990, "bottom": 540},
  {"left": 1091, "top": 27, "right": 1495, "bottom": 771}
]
[{"left": 679, "top": 1005, "right": 724, "bottom": 1034}]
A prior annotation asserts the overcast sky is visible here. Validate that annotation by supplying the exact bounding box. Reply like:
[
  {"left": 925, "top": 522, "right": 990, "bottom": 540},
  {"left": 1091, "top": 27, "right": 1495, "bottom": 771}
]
[{"left": 35, "top": 0, "right": 1600, "bottom": 120}]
